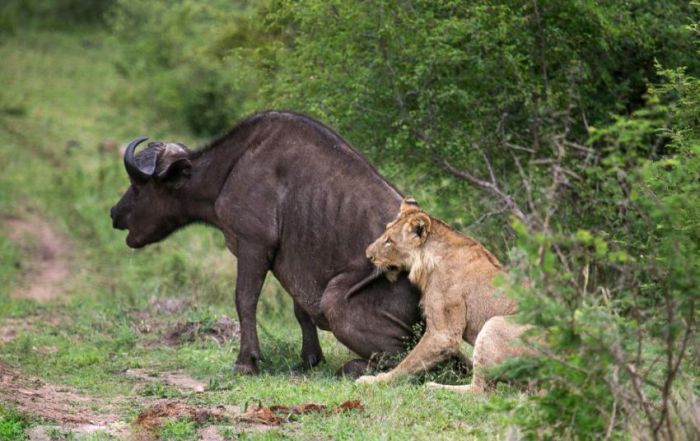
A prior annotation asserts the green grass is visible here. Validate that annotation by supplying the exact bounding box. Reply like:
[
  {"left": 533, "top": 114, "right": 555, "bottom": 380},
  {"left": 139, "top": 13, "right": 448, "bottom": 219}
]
[
  {"left": 0, "top": 407, "right": 29, "bottom": 441},
  {"left": 160, "top": 419, "right": 198, "bottom": 441},
  {"left": 0, "top": 29, "right": 531, "bottom": 440}
]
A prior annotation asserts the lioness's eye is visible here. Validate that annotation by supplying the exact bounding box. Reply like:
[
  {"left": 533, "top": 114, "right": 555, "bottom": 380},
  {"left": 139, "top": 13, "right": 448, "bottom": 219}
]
[{"left": 384, "top": 238, "right": 393, "bottom": 247}]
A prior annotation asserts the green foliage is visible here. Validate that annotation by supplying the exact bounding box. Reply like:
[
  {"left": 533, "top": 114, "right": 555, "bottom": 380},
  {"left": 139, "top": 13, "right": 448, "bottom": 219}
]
[
  {"left": 0, "top": 407, "right": 28, "bottom": 441},
  {"left": 504, "top": 65, "right": 700, "bottom": 438},
  {"left": 0, "top": 0, "right": 113, "bottom": 32},
  {"left": 108, "top": 0, "right": 265, "bottom": 136},
  {"left": 160, "top": 419, "right": 198, "bottom": 441},
  {"left": 258, "top": 0, "right": 699, "bottom": 242}
]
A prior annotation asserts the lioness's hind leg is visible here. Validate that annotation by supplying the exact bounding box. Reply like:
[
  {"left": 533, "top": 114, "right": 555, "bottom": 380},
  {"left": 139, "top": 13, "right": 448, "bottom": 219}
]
[
  {"left": 470, "top": 316, "right": 531, "bottom": 390},
  {"left": 426, "top": 382, "right": 484, "bottom": 394},
  {"left": 427, "top": 316, "right": 531, "bottom": 393}
]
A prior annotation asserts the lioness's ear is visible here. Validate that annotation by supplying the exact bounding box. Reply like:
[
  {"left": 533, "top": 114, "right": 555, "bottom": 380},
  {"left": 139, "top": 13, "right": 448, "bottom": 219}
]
[
  {"left": 400, "top": 197, "right": 419, "bottom": 213},
  {"left": 407, "top": 213, "right": 431, "bottom": 243}
]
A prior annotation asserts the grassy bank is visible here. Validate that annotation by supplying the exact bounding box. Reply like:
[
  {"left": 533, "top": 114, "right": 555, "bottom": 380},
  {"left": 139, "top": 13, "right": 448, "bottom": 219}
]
[{"left": 0, "top": 29, "right": 528, "bottom": 440}]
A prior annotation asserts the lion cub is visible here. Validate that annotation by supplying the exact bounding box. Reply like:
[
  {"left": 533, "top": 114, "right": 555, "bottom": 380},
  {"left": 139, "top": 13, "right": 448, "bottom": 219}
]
[{"left": 356, "top": 198, "right": 532, "bottom": 393}]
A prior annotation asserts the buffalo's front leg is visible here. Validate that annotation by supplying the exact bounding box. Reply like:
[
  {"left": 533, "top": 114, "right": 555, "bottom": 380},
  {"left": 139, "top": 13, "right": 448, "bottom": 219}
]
[
  {"left": 294, "top": 301, "right": 324, "bottom": 369},
  {"left": 233, "top": 244, "right": 270, "bottom": 374}
]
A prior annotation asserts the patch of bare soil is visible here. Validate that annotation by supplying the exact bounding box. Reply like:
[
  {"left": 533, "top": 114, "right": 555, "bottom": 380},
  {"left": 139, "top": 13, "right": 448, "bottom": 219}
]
[
  {"left": 0, "top": 315, "right": 62, "bottom": 346},
  {"left": 197, "top": 425, "right": 227, "bottom": 441},
  {"left": 129, "top": 297, "right": 240, "bottom": 349},
  {"left": 0, "top": 362, "right": 118, "bottom": 425},
  {"left": 26, "top": 423, "right": 130, "bottom": 441},
  {"left": 125, "top": 368, "right": 207, "bottom": 393},
  {"left": 0, "top": 319, "right": 31, "bottom": 344},
  {"left": 149, "top": 297, "right": 191, "bottom": 314},
  {"left": 3, "top": 214, "right": 73, "bottom": 301},
  {"left": 164, "top": 315, "right": 240, "bottom": 346}
]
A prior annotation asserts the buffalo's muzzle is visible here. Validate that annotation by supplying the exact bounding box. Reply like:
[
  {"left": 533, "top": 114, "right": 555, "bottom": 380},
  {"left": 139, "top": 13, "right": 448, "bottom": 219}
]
[{"left": 110, "top": 206, "right": 127, "bottom": 230}]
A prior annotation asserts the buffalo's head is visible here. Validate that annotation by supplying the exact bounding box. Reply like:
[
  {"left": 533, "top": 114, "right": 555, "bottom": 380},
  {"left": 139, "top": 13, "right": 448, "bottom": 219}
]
[{"left": 110, "top": 137, "right": 193, "bottom": 248}]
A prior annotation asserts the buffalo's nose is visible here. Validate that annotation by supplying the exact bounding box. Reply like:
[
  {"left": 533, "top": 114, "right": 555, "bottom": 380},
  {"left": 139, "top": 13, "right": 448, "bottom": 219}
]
[{"left": 110, "top": 207, "right": 126, "bottom": 230}]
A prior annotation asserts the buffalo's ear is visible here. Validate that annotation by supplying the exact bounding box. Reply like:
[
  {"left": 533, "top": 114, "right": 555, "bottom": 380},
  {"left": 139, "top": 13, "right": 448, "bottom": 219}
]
[
  {"left": 157, "top": 156, "right": 191, "bottom": 189},
  {"left": 406, "top": 212, "right": 431, "bottom": 243},
  {"left": 155, "top": 143, "right": 192, "bottom": 189}
]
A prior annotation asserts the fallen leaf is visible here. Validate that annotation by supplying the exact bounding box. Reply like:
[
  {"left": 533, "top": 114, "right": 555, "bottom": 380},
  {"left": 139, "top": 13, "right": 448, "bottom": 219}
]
[
  {"left": 334, "top": 400, "right": 364, "bottom": 413},
  {"left": 269, "top": 403, "right": 327, "bottom": 416},
  {"left": 135, "top": 401, "right": 225, "bottom": 429},
  {"left": 238, "top": 406, "right": 281, "bottom": 425}
]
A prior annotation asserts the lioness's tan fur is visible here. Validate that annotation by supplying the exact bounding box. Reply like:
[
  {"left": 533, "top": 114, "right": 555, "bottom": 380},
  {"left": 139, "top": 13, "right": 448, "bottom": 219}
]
[{"left": 357, "top": 198, "right": 532, "bottom": 393}]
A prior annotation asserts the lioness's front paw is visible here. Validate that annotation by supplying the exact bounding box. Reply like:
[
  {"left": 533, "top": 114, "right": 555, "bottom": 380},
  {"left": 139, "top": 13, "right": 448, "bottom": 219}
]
[
  {"left": 356, "top": 375, "right": 379, "bottom": 384},
  {"left": 356, "top": 372, "right": 391, "bottom": 385}
]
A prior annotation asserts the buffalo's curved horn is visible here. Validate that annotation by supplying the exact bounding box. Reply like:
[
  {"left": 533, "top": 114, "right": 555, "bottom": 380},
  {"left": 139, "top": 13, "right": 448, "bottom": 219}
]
[{"left": 123, "top": 136, "right": 152, "bottom": 182}]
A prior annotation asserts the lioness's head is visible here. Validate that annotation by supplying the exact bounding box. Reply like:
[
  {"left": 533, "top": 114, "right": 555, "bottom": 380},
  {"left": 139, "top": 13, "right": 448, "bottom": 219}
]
[{"left": 366, "top": 197, "right": 432, "bottom": 272}]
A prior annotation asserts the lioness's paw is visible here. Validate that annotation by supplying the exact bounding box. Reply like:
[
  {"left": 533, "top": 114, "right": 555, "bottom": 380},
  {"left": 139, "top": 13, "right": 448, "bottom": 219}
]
[
  {"left": 356, "top": 375, "right": 379, "bottom": 384},
  {"left": 356, "top": 373, "right": 392, "bottom": 385}
]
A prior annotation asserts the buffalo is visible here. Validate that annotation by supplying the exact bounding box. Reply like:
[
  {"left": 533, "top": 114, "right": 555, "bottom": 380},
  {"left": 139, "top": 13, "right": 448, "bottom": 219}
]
[{"left": 110, "top": 111, "right": 422, "bottom": 375}]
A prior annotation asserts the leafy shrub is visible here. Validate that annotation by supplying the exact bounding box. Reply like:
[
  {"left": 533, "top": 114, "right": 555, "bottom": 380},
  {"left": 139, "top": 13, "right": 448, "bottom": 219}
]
[
  {"left": 502, "top": 65, "right": 700, "bottom": 439},
  {"left": 108, "top": 0, "right": 265, "bottom": 136},
  {"left": 160, "top": 418, "right": 197, "bottom": 441},
  {"left": 259, "top": 0, "right": 700, "bottom": 245},
  {"left": 0, "top": 0, "right": 114, "bottom": 31}
]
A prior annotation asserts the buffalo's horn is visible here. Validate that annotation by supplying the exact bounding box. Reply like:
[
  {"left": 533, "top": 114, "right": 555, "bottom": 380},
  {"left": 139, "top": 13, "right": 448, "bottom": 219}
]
[{"left": 123, "top": 136, "right": 152, "bottom": 182}]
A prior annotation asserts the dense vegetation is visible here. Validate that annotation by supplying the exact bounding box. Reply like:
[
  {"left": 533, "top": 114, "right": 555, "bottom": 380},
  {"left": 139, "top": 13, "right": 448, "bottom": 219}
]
[{"left": 1, "top": 0, "right": 698, "bottom": 439}]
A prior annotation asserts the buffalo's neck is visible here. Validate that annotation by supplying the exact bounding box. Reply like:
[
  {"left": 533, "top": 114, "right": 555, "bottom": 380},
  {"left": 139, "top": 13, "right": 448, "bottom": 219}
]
[{"left": 181, "top": 149, "right": 239, "bottom": 228}]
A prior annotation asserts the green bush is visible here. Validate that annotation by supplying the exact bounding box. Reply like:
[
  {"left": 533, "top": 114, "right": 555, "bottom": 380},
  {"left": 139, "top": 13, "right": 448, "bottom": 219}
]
[
  {"left": 258, "top": 0, "right": 700, "bottom": 243},
  {"left": 501, "top": 64, "right": 700, "bottom": 439},
  {"left": 0, "top": 0, "right": 114, "bottom": 31},
  {"left": 108, "top": 0, "right": 265, "bottom": 136}
]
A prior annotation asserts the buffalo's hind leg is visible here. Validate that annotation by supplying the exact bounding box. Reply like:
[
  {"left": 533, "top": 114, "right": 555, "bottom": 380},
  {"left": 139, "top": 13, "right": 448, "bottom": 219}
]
[
  {"left": 320, "top": 269, "right": 422, "bottom": 378},
  {"left": 294, "top": 300, "right": 325, "bottom": 369},
  {"left": 336, "top": 359, "right": 372, "bottom": 378}
]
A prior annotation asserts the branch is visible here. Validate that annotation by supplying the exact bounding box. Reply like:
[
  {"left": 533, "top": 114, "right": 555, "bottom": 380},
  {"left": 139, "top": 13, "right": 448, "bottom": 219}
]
[{"left": 435, "top": 156, "right": 527, "bottom": 222}]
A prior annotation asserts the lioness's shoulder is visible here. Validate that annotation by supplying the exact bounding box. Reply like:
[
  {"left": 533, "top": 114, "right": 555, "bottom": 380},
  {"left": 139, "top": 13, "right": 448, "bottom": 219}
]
[{"left": 429, "top": 217, "right": 503, "bottom": 269}]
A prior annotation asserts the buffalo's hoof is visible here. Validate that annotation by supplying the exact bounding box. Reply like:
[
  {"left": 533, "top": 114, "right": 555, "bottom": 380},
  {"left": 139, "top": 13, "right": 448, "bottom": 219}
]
[
  {"left": 232, "top": 362, "right": 259, "bottom": 375},
  {"left": 335, "top": 359, "right": 372, "bottom": 379},
  {"left": 300, "top": 352, "right": 325, "bottom": 370}
]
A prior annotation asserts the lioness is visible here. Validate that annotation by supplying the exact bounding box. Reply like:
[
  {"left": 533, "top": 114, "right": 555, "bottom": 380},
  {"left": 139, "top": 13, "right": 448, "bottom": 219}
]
[{"left": 356, "top": 198, "right": 532, "bottom": 393}]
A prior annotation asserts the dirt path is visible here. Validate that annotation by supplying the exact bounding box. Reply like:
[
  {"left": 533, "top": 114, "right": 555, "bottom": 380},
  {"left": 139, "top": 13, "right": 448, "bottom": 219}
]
[
  {"left": 0, "top": 362, "right": 119, "bottom": 425},
  {"left": 4, "top": 214, "right": 73, "bottom": 301}
]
